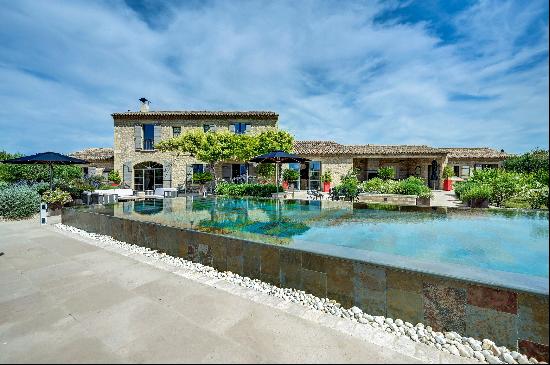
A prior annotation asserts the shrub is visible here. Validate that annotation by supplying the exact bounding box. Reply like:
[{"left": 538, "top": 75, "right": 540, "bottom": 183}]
[
  {"left": 55, "top": 178, "right": 95, "bottom": 198},
  {"left": 216, "top": 182, "right": 281, "bottom": 197},
  {"left": 0, "top": 184, "right": 41, "bottom": 219},
  {"left": 378, "top": 167, "right": 395, "bottom": 180},
  {"left": 504, "top": 148, "right": 549, "bottom": 175},
  {"left": 0, "top": 181, "right": 9, "bottom": 191},
  {"left": 456, "top": 169, "right": 524, "bottom": 207},
  {"left": 108, "top": 170, "right": 121, "bottom": 184},
  {"left": 333, "top": 169, "right": 360, "bottom": 201},
  {"left": 518, "top": 183, "right": 549, "bottom": 209},
  {"left": 0, "top": 151, "right": 83, "bottom": 183},
  {"left": 193, "top": 172, "right": 213, "bottom": 184},
  {"left": 42, "top": 188, "right": 73, "bottom": 210},
  {"left": 394, "top": 176, "right": 432, "bottom": 199},
  {"left": 460, "top": 184, "right": 493, "bottom": 202},
  {"left": 282, "top": 169, "right": 300, "bottom": 182},
  {"left": 360, "top": 177, "right": 399, "bottom": 194},
  {"left": 256, "top": 163, "right": 275, "bottom": 181}
]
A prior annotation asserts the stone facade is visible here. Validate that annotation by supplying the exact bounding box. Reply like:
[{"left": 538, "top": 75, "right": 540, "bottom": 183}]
[
  {"left": 109, "top": 105, "right": 508, "bottom": 191},
  {"left": 113, "top": 113, "right": 278, "bottom": 190}
]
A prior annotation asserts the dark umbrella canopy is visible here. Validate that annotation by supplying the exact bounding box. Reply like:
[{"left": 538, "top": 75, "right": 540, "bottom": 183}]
[
  {"left": 250, "top": 150, "right": 310, "bottom": 164},
  {"left": 1, "top": 152, "right": 88, "bottom": 189},
  {"left": 250, "top": 151, "right": 309, "bottom": 194}
]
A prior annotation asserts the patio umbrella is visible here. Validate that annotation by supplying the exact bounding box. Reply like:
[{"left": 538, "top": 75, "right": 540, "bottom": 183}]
[
  {"left": 250, "top": 150, "right": 310, "bottom": 193},
  {"left": 1, "top": 152, "right": 88, "bottom": 190}
]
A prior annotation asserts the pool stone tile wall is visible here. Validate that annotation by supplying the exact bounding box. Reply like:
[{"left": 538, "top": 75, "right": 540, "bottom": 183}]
[{"left": 62, "top": 209, "right": 550, "bottom": 362}]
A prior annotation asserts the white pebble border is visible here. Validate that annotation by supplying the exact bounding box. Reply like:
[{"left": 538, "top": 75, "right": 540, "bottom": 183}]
[{"left": 55, "top": 223, "right": 545, "bottom": 365}]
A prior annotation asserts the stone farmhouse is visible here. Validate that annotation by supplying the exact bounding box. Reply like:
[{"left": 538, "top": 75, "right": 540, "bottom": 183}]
[{"left": 72, "top": 99, "right": 508, "bottom": 192}]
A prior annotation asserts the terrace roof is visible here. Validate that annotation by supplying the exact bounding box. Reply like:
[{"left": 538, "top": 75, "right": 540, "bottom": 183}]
[{"left": 293, "top": 140, "right": 509, "bottom": 159}]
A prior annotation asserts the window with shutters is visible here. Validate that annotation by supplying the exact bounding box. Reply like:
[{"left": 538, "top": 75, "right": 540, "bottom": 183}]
[
  {"left": 143, "top": 124, "right": 155, "bottom": 150},
  {"left": 233, "top": 123, "right": 248, "bottom": 134}
]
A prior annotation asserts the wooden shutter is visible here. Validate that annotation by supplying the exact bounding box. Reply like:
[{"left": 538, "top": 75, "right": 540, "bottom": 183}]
[
  {"left": 153, "top": 125, "right": 162, "bottom": 147},
  {"left": 229, "top": 124, "right": 235, "bottom": 133},
  {"left": 134, "top": 125, "right": 143, "bottom": 150},
  {"left": 245, "top": 124, "right": 251, "bottom": 133},
  {"left": 123, "top": 161, "right": 132, "bottom": 188},
  {"left": 163, "top": 161, "right": 172, "bottom": 188}
]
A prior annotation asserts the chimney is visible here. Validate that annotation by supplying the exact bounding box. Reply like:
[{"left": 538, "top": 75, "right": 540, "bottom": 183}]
[{"left": 139, "top": 97, "right": 150, "bottom": 112}]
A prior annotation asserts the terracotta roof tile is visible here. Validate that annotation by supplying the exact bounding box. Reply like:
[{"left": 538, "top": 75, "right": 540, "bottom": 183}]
[
  {"left": 70, "top": 148, "right": 114, "bottom": 161},
  {"left": 112, "top": 111, "right": 278, "bottom": 120},
  {"left": 442, "top": 147, "right": 509, "bottom": 159},
  {"left": 293, "top": 141, "right": 509, "bottom": 159}
]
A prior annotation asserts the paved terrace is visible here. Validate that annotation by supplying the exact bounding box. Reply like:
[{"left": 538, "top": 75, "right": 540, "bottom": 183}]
[{"left": 0, "top": 217, "right": 471, "bottom": 363}]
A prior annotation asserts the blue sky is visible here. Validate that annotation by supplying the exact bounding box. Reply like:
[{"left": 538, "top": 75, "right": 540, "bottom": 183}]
[{"left": 0, "top": 0, "right": 548, "bottom": 154}]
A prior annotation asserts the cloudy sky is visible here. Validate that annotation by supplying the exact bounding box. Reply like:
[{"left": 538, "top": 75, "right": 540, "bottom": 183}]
[{"left": 0, "top": 0, "right": 548, "bottom": 154}]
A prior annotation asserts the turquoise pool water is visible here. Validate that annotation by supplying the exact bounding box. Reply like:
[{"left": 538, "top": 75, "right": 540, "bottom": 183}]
[{"left": 114, "top": 197, "right": 549, "bottom": 280}]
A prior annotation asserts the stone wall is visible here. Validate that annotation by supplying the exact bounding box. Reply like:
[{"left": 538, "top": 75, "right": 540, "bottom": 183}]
[
  {"left": 113, "top": 117, "right": 277, "bottom": 189},
  {"left": 358, "top": 194, "right": 418, "bottom": 206},
  {"left": 62, "top": 208, "right": 550, "bottom": 361}
]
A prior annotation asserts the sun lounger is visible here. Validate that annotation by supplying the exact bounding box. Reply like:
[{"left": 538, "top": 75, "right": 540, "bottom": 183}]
[{"left": 144, "top": 188, "right": 178, "bottom": 199}]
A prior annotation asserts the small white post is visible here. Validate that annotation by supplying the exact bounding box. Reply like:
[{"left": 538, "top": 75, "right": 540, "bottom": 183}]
[{"left": 40, "top": 202, "right": 47, "bottom": 225}]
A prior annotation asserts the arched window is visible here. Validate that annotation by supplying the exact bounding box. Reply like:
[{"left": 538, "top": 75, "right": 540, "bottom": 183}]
[{"left": 134, "top": 161, "right": 163, "bottom": 191}]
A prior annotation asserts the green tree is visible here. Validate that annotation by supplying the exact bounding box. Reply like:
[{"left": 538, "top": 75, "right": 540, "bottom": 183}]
[
  {"left": 504, "top": 148, "right": 549, "bottom": 175},
  {"left": 156, "top": 129, "right": 294, "bottom": 185}
]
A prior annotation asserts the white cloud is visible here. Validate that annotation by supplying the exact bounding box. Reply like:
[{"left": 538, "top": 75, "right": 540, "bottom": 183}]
[{"left": 0, "top": 0, "right": 547, "bottom": 154}]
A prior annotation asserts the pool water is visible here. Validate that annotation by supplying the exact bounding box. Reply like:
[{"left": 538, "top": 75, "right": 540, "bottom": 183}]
[{"left": 113, "top": 197, "right": 549, "bottom": 280}]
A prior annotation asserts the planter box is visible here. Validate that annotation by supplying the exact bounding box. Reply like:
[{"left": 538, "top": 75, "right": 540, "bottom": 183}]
[
  {"left": 416, "top": 197, "right": 431, "bottom": 206},
  {"left": 469, "top": 198, "right": 489, "bottom": 208},
  {"left": 443, "top": 179, "right": 453, "bottom": 191},
  {"left": 47, "top": 208, "right": 62, "bottom": 217}
]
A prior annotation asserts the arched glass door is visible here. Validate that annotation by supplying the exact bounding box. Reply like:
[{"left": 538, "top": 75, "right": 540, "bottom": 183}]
[{"left": 134, "top": 161, "right": 163, "bottom": 191}]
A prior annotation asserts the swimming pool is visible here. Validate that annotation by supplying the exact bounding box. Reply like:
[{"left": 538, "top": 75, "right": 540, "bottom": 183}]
[
  {"left": 101, "top": 197, "right": 549, "bottom": 291},
  {"left": 63, "top": 198, "right": 549, "bottom": 352}
]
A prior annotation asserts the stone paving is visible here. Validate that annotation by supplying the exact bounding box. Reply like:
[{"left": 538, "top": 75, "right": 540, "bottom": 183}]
[{"left": 0, "top": 217, "right": 475, "bottom": 364}]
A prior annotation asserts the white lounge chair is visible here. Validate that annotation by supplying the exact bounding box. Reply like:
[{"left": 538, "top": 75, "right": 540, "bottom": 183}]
[{"left": 144, "top": 188, "right": 178, "bottom": 199}]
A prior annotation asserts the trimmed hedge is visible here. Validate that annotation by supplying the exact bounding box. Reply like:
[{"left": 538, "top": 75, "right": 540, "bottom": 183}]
[
  {"left": 0, "top": 184, "right": 41, "bottom": 219},
  {"left": 216, "top": 182, "right": 282, "bottom": 197}
]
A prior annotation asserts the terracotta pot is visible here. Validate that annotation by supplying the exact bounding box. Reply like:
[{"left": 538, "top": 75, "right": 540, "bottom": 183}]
[
  {"left": 282, "top": 181, "right": 289, "bottom": 190},
  {"left": 469, "top": 198, "right": 489, "bottom": 208},
  {"left": 443, "top": 179, "right": 453, "bottom": 191},
  {"left": 323, "top": 181, "right": 331, "bottom": 192}
]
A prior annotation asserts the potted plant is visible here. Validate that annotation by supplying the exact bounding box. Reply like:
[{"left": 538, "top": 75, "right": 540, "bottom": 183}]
[
  {"left": 321, "top": 170, "right": 332, "bottom": 192},
  {"left": 108, "top": 170, "right": 122, "bottom": 186},
  {"left": 462, "top": 184, "right": 492, "bottom": 208},
  {"left": 282, "top": 169, "right": 299, "bottom": 190},
  {"left": 442, "top": 166, "right": 454, "bottom": 191},
  {"left": 416, "top": 190, "right": 433, "bottom": 206},
  {"left": 41, "top": 188, "right": 73, "bottom": 216}
]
